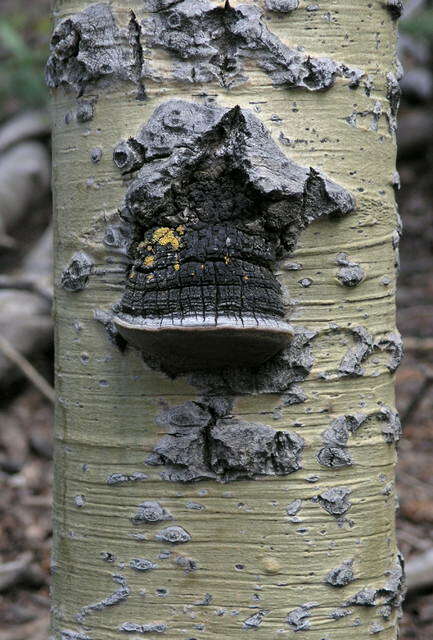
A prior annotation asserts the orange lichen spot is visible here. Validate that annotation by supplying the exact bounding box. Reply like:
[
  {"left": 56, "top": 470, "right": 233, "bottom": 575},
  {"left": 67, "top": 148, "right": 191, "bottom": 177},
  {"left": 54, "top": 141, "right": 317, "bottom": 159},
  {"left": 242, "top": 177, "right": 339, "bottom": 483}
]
[
  {"left": 224, "top": 256, "right": 231, "bottom": 264},
  {"left": 129, "top": 272, "right": 137, "bottom": 280},
  {"left": 152, "top": 227, "right": 182, "bottom": 250},
  {"left": 243, "top": 275, "right": 249, "bottom": 281},
  {"left": 144, "top": 256, "right": 154, "bottom": 267},
  {"left": 176, "top": 225, "right": 186, "bottom": 235}
]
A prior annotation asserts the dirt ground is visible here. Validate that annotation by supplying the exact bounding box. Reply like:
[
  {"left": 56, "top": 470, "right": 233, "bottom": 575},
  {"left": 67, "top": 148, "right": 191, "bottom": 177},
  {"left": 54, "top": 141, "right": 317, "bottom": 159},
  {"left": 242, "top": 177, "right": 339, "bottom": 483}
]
[{"left": 0, "top": 1, "right": 433, "bottom": 638}]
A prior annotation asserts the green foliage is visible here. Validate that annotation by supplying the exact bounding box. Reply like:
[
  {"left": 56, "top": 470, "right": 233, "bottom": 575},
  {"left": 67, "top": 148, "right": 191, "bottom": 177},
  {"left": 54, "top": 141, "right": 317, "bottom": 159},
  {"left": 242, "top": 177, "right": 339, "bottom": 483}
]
[
  {"left": 401, "top": 8, "right": 433, "bottom": 41},
  {"left": 0, "top": 15, "right": 50, "bottom": 114}
]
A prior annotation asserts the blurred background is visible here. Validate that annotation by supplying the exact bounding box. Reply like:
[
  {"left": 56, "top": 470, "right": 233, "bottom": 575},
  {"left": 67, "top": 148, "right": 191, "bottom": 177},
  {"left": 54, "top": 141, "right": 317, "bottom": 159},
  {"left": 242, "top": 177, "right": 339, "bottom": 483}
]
[{"left": 0, "top": 1, "right": 432, "bottom": 638}]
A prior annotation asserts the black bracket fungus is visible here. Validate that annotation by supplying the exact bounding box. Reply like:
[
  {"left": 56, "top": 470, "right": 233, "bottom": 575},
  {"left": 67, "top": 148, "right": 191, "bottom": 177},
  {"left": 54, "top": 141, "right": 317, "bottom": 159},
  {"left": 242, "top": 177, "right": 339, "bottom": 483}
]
[{"left": 112, "top": 99, "right": 355, "bottom": 372}]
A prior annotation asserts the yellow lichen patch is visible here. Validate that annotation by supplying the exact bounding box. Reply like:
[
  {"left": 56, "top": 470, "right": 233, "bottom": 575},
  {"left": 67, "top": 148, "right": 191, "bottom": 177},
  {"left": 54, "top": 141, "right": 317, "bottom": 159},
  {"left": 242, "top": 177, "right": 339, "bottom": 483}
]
[
  {"left": 146, "top": 274, "right": 154, "bottom": 281},
  {"left": 224, "top": 256, "right": 231, "bottom": 264},
  {"left": 152, "top": 227, "right": 182, "bottom": 250},
  {"left": 173, "top": 263, "right": 180, "bottom": 271},
  {"left": 176, "top": 225, "right": 185, "bottom": 235},
  {"left": 144, "top": 256, "right": 154, "bottom": 267}
]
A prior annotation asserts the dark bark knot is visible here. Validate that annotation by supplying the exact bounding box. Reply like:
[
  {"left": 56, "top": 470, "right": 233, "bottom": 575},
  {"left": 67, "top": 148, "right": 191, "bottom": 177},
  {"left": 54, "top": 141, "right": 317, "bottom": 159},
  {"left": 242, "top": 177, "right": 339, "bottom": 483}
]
[{"left": 112, "top": 100, "right": 355, "bottom": 371}]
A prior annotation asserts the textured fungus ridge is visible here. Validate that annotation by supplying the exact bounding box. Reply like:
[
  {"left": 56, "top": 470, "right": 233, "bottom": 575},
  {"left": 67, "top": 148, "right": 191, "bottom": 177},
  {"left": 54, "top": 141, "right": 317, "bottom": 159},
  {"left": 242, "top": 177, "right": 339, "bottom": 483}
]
[
  {"left": 112, "top": 100, "right": 354, "bottom": 370},
  {"left": 146, "top": 399, "right": 304, "bottom": 482},
  {"left": 144, "top": 0, "right": 355, "bottom": 90},
  {"left": 46, "top": 3, "right": 146, "bottom": 96}
]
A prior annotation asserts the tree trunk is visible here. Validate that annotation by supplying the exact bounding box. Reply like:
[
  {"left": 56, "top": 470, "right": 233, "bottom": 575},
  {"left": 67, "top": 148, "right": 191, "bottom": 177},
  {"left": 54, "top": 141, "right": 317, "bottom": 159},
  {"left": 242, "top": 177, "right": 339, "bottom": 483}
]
[{"left": 48, "top": 1, "right": 403, "bottom": 639}]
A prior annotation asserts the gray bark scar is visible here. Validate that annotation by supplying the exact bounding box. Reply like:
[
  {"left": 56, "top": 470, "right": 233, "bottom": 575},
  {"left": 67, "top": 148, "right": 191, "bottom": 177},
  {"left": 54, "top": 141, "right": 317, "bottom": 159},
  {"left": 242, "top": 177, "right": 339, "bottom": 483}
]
[
  {"left": 118, "top": 621, "right": 168, "bottom": 633},
  {"left": 338, "top": 326, "right": 374, "bottom": 377},
  {"left": 313, "top": 486, "right": 352, "bottom": 519},
  {"left": 146, "top": 398, "right": 304, "bottom": 483},
  {"left": 286, "top": 602, "right": 319, "bottom": 631},
  {"left": 265, "top": 0, "right": 299, "bottom": 13},
  {"left": 143, "top": 0, "right": 360, "bottom": 91},
  {"left": 131, "top": 501, "right": 173, "bottom": 524},
  {"left": 61, "top": 252, "right": 94, "bottom": 292},
  {"left": 317, "top": 407, "right": 401, "bottom": 468},
  {"left": 155, "top": 526, "right": 191, "bottom": 543},
  {"left": 386, "top": 72, "right": 401, "bottom": 135},
  {"left": 76, "top": 574, "right": 130, "bottom": 623},
  {"left": 61, "top": 633, "right": 92, "bottom": 640},
  {"left": 46, "top": 3, "right": 147, "bottom": 98},
  {"left": 335, "top": 252, "right": 365, "bottom": 288},
  {"left": 344, "top": 553, "right": 405, "bottom": 615},
  {"left": 111, "top": 99, "right": 354, "bottom": 372},
  {"left": 243, "top": 610, "right": 269, "bottom": 629},
  {"left": 325, "top": 560, "right": 355, "bottom": 587},
  {"left": 107, "top": 471, "right": 148, "bottom": 485},
  {"left": 318, "top": 325, "right": 403, "bottom": 379},
  {"left": 188, "top": 327, "right": 316, "bottom": 394}
]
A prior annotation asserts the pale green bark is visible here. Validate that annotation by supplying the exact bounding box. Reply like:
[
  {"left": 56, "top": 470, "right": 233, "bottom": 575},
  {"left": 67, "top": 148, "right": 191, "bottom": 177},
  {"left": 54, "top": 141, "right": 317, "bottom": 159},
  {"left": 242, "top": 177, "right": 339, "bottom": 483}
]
[{"left": 50, "top": 1, "right": 402, "bottom": 638}]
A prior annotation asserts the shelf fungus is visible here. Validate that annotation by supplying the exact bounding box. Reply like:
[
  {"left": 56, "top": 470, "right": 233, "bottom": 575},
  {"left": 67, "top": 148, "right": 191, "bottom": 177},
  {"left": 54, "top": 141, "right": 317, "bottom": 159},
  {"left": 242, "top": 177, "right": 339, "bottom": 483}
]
[{"left": 112, "top": 100, "right": 355, "bottom": 371}]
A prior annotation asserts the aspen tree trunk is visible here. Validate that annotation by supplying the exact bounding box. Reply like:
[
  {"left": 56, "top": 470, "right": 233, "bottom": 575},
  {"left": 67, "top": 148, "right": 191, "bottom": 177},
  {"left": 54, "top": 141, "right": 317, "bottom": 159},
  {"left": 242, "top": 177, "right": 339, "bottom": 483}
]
[{"left": 48, "top": 1, "right": 404, "bottom": 639}]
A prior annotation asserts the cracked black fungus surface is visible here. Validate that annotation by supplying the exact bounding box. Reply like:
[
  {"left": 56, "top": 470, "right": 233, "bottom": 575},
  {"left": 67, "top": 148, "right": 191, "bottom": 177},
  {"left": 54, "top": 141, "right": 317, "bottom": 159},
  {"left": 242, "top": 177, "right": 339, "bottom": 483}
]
[{"left": 114, "top": 100, "right": 354, "bottom": 326}]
